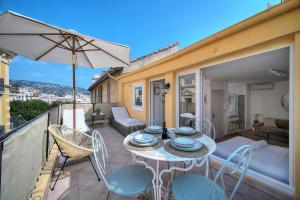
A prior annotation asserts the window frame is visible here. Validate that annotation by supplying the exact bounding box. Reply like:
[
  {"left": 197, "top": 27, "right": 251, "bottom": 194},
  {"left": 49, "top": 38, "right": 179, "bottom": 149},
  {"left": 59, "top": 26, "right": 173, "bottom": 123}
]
[
  {"left": 0, "top": 78, "right": 4, "bottom": 94},
  {"left": 132, "top": 83, "right": 143, "bottom": 111}
]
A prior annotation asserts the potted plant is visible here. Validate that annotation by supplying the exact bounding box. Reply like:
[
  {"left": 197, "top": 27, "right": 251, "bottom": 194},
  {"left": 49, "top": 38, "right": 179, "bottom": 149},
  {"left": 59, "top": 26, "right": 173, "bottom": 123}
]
[{"left": 95, "top": 108, "right": 101, "bottom": 115}]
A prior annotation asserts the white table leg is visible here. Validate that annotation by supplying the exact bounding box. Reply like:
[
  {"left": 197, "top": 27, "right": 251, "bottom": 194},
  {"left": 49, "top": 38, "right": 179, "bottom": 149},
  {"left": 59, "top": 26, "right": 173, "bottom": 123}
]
[{"left": 156, "top": 160, "right": 160, "bottom": 200}]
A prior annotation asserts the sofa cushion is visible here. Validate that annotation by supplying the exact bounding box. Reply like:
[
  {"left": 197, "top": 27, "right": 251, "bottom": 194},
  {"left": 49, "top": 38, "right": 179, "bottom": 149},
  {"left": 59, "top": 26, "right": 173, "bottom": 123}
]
[
  {"left": 277, "top": 119, "right": 289, "bottom": 129},
  {"left": 260, "top": 126, "right": 289, "bottom": 135},
  {"left": 263, "top": 118, "right": 277, "bottom": 128}
]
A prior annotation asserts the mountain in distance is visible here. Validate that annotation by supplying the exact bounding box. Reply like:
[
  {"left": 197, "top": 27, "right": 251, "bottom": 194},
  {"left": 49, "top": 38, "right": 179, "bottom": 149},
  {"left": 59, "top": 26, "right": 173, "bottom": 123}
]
[{"left": 10, "top": 80, "right": 89, "bottom": 96}]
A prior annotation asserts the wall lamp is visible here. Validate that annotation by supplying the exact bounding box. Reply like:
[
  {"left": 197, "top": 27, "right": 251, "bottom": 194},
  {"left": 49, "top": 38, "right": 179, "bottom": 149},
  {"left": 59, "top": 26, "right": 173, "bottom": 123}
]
[{"left": 161, "top": 82, "right": 170, "bottom": 95}]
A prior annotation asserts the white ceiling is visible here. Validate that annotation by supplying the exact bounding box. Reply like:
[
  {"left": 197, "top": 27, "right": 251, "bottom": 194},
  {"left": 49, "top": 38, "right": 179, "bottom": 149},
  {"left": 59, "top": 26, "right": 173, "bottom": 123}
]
[{"left": 203, "top": 47, "right": 290, "bottom": 82}]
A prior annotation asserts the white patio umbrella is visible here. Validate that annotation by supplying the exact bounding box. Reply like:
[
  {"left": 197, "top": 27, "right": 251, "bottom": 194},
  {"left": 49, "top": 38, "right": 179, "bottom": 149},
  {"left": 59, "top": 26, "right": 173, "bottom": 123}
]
[{"left": 0, "top": 11, "right": 130, "bottom": 129}]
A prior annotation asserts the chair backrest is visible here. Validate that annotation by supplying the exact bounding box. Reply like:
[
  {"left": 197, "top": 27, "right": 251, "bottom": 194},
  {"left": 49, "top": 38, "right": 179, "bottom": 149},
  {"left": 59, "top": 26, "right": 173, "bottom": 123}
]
[
  {"left": 48, "top": 125, "right": 92, "bottom": 159},
  {"left": 209, "top": 145, "right": 253, "bottom": 200},
  {"left": 187, "top": 117, "right": 216, "bottom": 140},
  {"left": 92, "top": 130, "right": 112, "bottom": 189},
  {"left": 111, "top": 107, "right": 129, "bottom": 119},
  {"left": 63, "top": 109, "right": 89, "bottom": 132}
]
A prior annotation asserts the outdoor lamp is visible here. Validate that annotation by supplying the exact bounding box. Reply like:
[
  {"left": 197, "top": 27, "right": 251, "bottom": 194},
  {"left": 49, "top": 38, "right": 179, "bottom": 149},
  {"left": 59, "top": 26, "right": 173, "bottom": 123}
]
[{"left": 161, "top": 83, "right": 170, "bottom": 95}]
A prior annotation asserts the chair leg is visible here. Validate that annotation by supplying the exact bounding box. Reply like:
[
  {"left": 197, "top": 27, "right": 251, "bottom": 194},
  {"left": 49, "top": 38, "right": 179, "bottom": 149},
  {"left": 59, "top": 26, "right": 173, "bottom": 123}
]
[
  {"left": 106, "top": 191, "right": 111, "bottom": 200},
  {"left": 50, "top": 156, "right": 69, "bottom": 190},
  {"left": 89, "top": 156, "right": 101, "bottom": 181},
  {"left": 208, "top": 158, "right": 214, "bottom": 179},
  {"left": 205, "top": 159, "right": 209, "bottom": 177}
]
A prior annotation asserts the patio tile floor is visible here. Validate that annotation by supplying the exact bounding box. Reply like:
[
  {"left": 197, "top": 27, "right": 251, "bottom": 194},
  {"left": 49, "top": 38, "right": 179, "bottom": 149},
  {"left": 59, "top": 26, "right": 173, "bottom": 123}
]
[{"left": 47, "top": 125, "right": 280, "bottom": 200}]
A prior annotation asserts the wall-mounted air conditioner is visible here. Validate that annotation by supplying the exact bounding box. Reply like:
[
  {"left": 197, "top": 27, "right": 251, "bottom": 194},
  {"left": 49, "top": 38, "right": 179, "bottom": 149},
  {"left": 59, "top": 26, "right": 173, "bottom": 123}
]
[{"left": 249, "top": 82, "right": 274, "bottom": 90}]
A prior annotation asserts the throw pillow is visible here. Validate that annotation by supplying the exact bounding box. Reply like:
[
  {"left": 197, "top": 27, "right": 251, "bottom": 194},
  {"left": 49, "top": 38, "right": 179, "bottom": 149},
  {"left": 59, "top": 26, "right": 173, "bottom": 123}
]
[{"left": 263, "top": 118, "right": 277, "bottom": 128}]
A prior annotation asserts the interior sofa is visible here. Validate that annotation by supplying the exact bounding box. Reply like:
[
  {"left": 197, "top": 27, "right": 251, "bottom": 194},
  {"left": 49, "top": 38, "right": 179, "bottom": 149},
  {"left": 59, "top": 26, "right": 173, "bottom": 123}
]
[
  {"left": 254, "top": 118, "right": 289, "bottom": 143},
  {"left": 110, "top": 107, "right": 145, "bottom": 136}
]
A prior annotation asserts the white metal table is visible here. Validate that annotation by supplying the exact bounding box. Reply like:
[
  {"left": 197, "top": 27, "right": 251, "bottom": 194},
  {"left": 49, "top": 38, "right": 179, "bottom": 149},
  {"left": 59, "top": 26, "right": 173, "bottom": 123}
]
[{"left": 124, "top": 130, "right": 216, "bottom": 200}]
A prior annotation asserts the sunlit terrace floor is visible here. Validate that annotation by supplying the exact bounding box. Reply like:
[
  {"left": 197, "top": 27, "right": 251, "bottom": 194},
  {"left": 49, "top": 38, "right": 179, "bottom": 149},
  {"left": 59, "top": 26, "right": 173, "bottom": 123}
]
[{"left": 47, "top": 125, "right": 280, "bottom": 200}]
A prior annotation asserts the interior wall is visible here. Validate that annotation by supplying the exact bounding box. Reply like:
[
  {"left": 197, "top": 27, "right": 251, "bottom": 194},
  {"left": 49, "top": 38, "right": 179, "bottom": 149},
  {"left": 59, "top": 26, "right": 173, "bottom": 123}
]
[
  {"left": 226, "top": 82, "right": 250, "bottom": 132},
  {"left": 203, "top": 77, "right": 211, "bottom": 121},
  {"left": 250, "top": 80, "right": 289, "bottom": 122},
  {"left": 204, "top": 79, "right": 289, "bottom": 134}
]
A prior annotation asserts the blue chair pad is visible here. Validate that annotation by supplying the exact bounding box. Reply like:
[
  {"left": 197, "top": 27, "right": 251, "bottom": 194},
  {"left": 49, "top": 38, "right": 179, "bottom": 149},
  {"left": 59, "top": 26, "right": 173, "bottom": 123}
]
[
  {"left": 172, "top": 173, "right": 226, "bottom": 200},
  {"left": 108, "top": 165, "right": 153, "bottom": 197}
]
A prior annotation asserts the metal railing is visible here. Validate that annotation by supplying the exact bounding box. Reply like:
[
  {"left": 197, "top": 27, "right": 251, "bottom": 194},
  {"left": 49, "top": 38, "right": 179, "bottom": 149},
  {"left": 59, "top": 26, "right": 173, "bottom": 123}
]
[{"left": 0, "top": 102, "right": 117, "bottom": 200}]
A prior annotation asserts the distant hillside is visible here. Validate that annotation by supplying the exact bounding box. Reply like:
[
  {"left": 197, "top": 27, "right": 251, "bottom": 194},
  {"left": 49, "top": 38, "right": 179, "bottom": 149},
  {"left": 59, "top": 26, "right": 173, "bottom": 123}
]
[{"left": 10, "top": 80, "right": 89, "bottom": 96}]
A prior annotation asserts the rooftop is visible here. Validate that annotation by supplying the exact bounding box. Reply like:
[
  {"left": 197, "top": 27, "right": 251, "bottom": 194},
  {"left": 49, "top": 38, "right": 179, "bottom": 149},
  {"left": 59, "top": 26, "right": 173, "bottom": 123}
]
[
  {"left": 130, "top": 42, "right": 179, "bottom": 63},
  {"left": 88, "top": 42, "right": 180, "bottom": 91}
]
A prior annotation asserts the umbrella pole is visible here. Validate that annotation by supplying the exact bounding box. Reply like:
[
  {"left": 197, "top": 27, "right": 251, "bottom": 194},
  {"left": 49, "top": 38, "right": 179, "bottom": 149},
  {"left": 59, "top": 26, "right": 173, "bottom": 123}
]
[{"left": 72, "top": 51, "right": 76, "bottom": 130}]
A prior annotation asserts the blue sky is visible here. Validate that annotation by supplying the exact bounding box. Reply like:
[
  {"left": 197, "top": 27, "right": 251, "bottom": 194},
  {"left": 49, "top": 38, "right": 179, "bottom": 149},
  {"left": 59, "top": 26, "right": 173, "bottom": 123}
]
[{"left": 0, "top": 0, "right": 281, "bottom": 89}]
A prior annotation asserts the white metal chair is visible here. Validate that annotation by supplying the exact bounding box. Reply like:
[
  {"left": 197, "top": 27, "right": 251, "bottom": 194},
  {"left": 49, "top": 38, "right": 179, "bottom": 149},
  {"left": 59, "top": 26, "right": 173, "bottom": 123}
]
[
  {"left": 92, "top": 130, "right": 153, "bottom": 199},
  {"left": 186, "top": 118, "right": 216, "bottom": 177},
  {"left": 171, "top": 145, "right": 253, "bottom": 200},
  {"left": 187, "top": 117, "right": 216, "bottom": 140}
]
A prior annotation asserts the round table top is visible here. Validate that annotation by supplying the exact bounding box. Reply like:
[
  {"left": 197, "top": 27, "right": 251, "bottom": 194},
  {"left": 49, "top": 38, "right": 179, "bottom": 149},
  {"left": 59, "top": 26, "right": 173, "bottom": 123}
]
[{"left": 124, "top": 130, "right": 216, "bottom": 162}]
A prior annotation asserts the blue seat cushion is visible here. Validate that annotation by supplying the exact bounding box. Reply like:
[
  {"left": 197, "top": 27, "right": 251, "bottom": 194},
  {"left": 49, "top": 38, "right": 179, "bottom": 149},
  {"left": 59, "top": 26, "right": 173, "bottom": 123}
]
[
  {"left": 108, "top": 165, "right": 153, "bottom": 197},
  {"left": 172, "top": 173, "right": 226, "bottom": 200}
]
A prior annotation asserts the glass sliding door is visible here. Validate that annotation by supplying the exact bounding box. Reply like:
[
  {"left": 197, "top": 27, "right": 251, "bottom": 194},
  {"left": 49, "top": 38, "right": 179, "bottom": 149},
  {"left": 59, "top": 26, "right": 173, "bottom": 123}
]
[{"left": 178, "top": 73, "right": 196, "bottom": 126}]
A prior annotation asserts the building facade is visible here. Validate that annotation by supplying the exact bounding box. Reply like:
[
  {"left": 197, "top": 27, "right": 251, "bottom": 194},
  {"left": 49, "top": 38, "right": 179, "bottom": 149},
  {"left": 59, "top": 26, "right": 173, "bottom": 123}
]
[
  {"left": 89, "top": 67, "right": 123, "bottom": 104},
  {"left": 0, "top": 49, "right": 15, "bottom": 133},
  {"left": 88, "top": 43, "right": 179, "bottom": 104},
  {"left": 117, "top": 1, "right": 300, "bottom": 199}
]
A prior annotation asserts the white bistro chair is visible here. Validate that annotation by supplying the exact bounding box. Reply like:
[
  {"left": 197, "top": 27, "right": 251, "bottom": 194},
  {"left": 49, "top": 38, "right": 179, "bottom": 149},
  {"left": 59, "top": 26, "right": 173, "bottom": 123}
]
[
  {"left": 171, "top": 145, "right": 253, "bottom": 200},
  {"left": 92, "top": 130, "right": 153, "bottom": 199},
  {"left": 187, "top": 117, "right": 216, "bottom": 140},
  {"left": 186, "top": 118, "right": 216, "bottom": 177}
]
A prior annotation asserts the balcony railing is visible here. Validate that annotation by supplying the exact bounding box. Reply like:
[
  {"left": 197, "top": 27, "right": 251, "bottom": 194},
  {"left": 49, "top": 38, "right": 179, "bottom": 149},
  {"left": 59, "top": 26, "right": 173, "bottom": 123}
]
[{"left": 0, "top": 102, "right": 117, "bottom": 200}]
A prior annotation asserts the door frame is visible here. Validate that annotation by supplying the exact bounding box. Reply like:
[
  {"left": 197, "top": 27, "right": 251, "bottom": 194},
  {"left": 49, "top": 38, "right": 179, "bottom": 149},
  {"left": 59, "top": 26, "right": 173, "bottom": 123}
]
[
  {"left": 149, "top": 77, "right": 165, "bottom": 125},
  {"left": 199, "top": 44, "right": 295, "bottom": 194},
  {"left": 176, "top": 69, "right": 200, "bottom": 128}
]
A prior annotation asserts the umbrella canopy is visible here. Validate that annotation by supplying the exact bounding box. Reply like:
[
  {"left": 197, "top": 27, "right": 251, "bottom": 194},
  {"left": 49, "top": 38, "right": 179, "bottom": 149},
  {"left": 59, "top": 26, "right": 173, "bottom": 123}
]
[
  {"left": 0, "top": 11, "right": 130, "bottom": 129},
  {"left": 0, "top": 11, "right": 130, "bottom": 67}
]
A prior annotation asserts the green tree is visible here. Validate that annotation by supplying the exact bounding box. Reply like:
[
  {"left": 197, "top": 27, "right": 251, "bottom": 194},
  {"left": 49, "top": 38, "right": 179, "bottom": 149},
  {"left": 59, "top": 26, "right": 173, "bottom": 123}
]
[{"left": 10, "top": 100, "right": 49, "bottom": 122}]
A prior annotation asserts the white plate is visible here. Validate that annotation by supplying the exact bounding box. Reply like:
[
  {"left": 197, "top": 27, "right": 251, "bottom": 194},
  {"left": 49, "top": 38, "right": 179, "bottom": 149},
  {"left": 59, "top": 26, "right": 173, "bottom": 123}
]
[
  {"left": 177, "top": 127, "right": 194, "bottom": 133},
  {"left": 173, "top": 137, "right": 196, "bottom": 148},
  {"left": 176, "top": 127, "right": 196, "bottom": 135},
  {"left": 170, "top": 140, "right": 202, "bottom": 152},
  {"left": 147, "top": 125, "right": 162, "bottom": 132},
  {"left": 134, "top": 134, "right": 154, "bottom": 143},
  {"left": 130, "top": 137, "right": 159, "bottom": 147},
  {"left": 144, "top": 128, "right": 162, "bottom": 134}
]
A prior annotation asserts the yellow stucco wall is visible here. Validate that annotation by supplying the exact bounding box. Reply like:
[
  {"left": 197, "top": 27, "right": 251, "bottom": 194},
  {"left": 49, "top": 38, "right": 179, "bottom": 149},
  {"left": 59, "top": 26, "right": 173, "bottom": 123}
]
[
  {"left": 91, "top": 78, "right": 119, "bottom": 104},
  {"left": 109, "top": 79, "right": 118, "bottom": 103},
  {"left": 293, "top": 31, "right": 300, "bottom": 200},
  {"left": 101, "top": 81, "right": 107, "bottom": 103},
  {"left": 122, "top": 79, "right": 148, "bottom": 122},
  {"left": 0, "top": 59, "right": 10, "bottom": 132},
  {"left": 118, "top": 1, "right": 300, "bottom": 198}
]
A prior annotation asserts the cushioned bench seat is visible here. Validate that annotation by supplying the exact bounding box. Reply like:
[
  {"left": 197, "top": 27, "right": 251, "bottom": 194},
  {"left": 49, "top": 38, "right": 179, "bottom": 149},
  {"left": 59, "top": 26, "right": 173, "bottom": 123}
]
[{"left": 213, "top": 136, "right": 289, "bottom": 184}]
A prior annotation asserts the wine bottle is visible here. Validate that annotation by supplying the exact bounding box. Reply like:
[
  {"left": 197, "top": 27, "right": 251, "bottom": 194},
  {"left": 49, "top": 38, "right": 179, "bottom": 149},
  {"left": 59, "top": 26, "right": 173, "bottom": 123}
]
[{"left": 162, "top": 122, "right": 168, "bottom": 140}]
